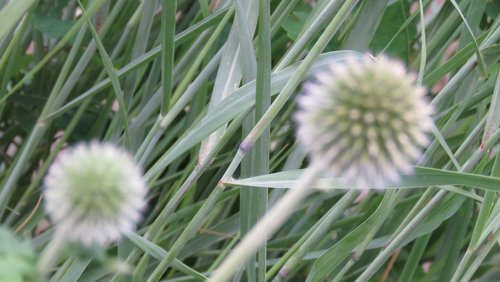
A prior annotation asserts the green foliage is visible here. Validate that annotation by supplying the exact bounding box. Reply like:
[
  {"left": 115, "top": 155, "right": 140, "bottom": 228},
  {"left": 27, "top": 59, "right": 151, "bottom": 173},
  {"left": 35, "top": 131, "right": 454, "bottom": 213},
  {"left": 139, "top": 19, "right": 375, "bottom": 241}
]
[
  {"left": 0, "top": 0, "right": 499, "bottom": 281},
  {"left": 33, "top": 12, "right": 74, "bottom": 38},
  {"left": 281, "top": 2, "right": 311, "bottom": 40},
  {"left": 0, "top": 227, "right": 36, "bottom": 282}
]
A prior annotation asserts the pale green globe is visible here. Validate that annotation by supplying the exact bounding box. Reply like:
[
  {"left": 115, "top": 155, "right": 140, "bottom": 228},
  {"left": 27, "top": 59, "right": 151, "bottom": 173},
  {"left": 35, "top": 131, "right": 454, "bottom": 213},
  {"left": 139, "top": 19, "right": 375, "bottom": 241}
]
[
  {"left": 295, "top": 56, "right": 433, "bottom": 188},
  {"left": 44, "top": 142, "right": 147, "bottom": 246}
]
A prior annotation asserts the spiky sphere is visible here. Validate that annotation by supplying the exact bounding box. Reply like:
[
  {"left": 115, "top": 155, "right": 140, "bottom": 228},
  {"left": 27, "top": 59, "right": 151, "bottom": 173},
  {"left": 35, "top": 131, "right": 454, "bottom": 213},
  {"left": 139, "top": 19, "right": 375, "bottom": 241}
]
[
  {"left": 43, "top": 142, "right": 147, "bottom": 246},
  {"left": 295, "top": 55, "right": 433, "bottom": 188}
]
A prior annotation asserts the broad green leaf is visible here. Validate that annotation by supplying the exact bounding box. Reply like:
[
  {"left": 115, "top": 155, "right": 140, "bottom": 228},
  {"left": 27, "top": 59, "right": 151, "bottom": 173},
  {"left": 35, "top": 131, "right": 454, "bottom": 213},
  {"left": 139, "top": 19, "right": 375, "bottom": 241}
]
[
  {"left": 281, "top": 2, "right": 311, "bottom": 40},
  {"left": 370, "top": 0, "right": 416, "bottom": 60},
  {"left": 32, "top": 11, "right": 73, "bottom": 38}
]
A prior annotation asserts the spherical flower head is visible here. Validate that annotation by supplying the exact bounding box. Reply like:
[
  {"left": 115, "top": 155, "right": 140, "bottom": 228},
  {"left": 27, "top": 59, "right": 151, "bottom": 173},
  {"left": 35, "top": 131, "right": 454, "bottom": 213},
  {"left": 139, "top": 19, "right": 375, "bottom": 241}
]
[
  {"left": 295, "top": 55, "right": 433, "bottom": 188},
  {"left": 43, "top": 142, "right": 147, "bottom": 246}
]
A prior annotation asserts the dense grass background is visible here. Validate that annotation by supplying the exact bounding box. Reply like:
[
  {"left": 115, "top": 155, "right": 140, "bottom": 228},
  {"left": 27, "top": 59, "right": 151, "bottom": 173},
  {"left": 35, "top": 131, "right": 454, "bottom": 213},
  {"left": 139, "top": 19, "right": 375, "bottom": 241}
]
[{"left": 0, "top": 0, "right": 499, "bottom": 281}]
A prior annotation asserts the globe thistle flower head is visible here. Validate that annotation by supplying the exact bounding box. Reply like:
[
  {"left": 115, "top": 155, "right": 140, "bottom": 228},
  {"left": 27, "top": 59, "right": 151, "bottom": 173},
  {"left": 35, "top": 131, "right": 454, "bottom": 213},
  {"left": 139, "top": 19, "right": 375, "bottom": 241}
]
[
  {"left": 295, "top": 55, "right": 433, "bottom": 188},
  {"left": 44, "top": 142, "right": 147, "bottom": 246}
]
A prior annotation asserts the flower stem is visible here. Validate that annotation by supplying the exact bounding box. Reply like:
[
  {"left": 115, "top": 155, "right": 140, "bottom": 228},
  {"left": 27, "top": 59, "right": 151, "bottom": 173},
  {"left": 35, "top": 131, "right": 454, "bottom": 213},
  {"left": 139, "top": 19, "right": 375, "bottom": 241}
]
[
  {"left": 37, "top": 228, "right": 68, "bottom": 277},
  {"left": 209, "top": 162, "right": 323, "bottom": 282}
]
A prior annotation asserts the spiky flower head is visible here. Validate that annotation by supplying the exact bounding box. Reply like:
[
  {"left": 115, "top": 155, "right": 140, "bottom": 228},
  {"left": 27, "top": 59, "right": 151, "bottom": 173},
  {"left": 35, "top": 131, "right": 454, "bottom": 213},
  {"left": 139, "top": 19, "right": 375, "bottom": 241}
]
[
  {"left": 43, "top": 142, "right": 147, "bottom": 246},
  {"left": 295, "top": 55, "right": 433, "bottom": 188}
]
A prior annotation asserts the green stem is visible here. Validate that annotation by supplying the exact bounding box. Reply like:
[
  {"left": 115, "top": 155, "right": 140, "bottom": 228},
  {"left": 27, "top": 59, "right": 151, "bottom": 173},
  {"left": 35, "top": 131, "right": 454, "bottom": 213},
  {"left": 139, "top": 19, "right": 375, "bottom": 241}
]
[
  {"left": 37, "top": 228, "right": 68, "bottom": 278},
  {"left": 209, "top": 162, "right": 323, "bottom": 282}
]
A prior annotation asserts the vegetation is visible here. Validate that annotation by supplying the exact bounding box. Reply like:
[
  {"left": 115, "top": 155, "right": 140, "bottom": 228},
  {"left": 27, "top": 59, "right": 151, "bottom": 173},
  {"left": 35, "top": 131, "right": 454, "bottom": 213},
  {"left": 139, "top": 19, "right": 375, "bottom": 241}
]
[{"left": 0, "top": 0, "right": 499, "bottom": 281}]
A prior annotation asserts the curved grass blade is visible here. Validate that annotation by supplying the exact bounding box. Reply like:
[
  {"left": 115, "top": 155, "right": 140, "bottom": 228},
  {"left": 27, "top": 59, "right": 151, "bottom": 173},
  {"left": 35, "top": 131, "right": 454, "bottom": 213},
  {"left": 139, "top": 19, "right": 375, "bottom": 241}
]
[{"left": 225, "top": 166, "right": 500, "bottom": 192}]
